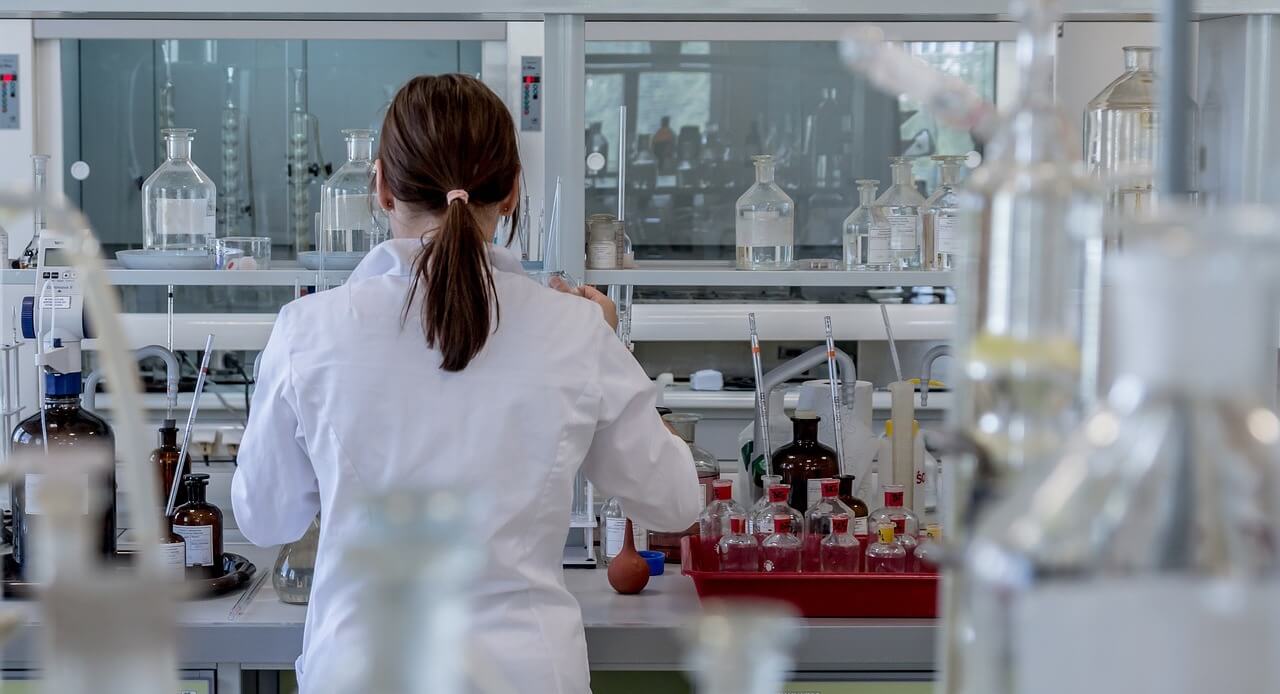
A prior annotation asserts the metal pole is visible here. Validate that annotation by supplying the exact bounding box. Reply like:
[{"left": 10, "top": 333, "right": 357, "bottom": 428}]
[{"left": 1158, "top": 0, "right": 1192, "bottom": 196}]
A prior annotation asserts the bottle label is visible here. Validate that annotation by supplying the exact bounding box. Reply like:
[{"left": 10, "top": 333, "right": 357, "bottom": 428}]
[
  {"left": 935, "top": 214, "right": 958, "bottom": 254},
  {"left": 161, "top": 541, "right": 186, "bottom": 575},
  {"left": 173, "top": 524, "right": 215, "bottom": 566},
  {"left": 738, "top": 209, "right": 793, "bottom": 247},
  {"left": 588, "top": 241, "right": 618, "bottom": 269},
  {"left": 604, "top": 517, "right": 627, "bottom": 559},
  {"left": 807, "top": 479, "right": 824, "bottom": 509},
  {"left": 867, "top": 223, "right": 892, "bottom": 264},
  {"left": 156, "top": 198, "right": 212, "bottom": 241},
  {"left": 887, "top": 214, "right": 918, "bottom": 251},
  {"left": 24, "top": 473, "right": 90, "bottom": 515},
  {"left": 854, "top": 516, "right": 869, "bottom": 535}
]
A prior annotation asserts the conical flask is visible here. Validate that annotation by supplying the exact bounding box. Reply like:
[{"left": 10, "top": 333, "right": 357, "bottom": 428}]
[{"left": 273, "top": 515, "right": 320, "bottom": 604}]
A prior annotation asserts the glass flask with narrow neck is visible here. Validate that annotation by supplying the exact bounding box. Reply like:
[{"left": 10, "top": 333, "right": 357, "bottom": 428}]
[
  {"left": 142, "top": 128, "right": 217, "bottom": 252},
  {"left": 874, "top": 157, "right": 925, "bottom": 269},
  {"left": 866, "top": 522, "right": 906, "bottom": 573},
  {"left": 717, "top": 515, "right": 759, "bottom": 572},
  {"left": 843, "top": 179, "right": 892, "bottom": 270},
  {"left": 750, "top": 483, "right": 803, "bottom": 548},
  {"left": 19, "top": 154, "right": 49, "bottom": 268},
  {"left": 760, "top": 516, "right": 802, "bottom": 573},
  {"left": 273, "top": 515, "right": 320, "bottom": 604},
  {"left": 320, "top": 129, "right": 386, "bottom": 255},
  {"left": 820, "top": 514, "right": 861, "bottom": 572},
  {"left": 699, "top": 480, "right": 746, "bottom": 571},
  {"left": 924, "top": 155, "right": 966, "bottom": 270},
  {"left": 802, "top": 478, "right": 853, "bottom": 572},
  {"left": 958, "top": 208, "right": 1280, "bottom": 694},
  {"left": 771, "top": 411, "right": 839, "bottom": 511},
  {"left": 735, "top": 155, "right": 794, "bottom": 270},
  {"left": 649, "top": 412, "right": 719, "bottom": 563}
]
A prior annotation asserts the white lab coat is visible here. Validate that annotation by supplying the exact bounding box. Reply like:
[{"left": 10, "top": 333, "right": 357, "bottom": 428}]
[{"left": 232, "top": 239, "right": 702, "bottom": 694}]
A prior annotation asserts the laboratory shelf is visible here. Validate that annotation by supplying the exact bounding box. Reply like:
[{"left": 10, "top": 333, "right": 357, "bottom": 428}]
[
  {"left": 584, "top": 261, "right": 954, "bottom": 287},
  {"left": 0, "top": 262, "right": 351, "bottom": 287}
]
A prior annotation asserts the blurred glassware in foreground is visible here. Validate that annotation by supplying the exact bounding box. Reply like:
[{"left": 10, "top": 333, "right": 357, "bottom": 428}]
[{"left": 684, "top": 600, "right": 798, "bottom": 694}]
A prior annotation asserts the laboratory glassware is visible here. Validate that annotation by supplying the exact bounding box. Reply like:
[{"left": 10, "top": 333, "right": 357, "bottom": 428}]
[
  {"left": 894, "top": 517, "right": 919, "bottom": 570},
  {"left": 219, "top": 66, "right": 249, "bottom": 237},
  {"left": 698, "top": 479, "right": 746, "bottom": 571},
  {"left": 142, "top": 128, "right": 217, "bottom": 252},
  {"left": 0, "top": 219, "right": 8, "bottom": 266},
  {"left": 801, "top": 478, "right": 853, "bottom": 572},
  {"left": 760, "top": 515, "right": 802, "bottom": 573},
  {"left": 866, "top": 522, "right": 907, "bottom": 573},
  {"left": 874, "top": 156, "right": 925, "bottom": 269},
  {"left": 288, "top": 67, "right": 327, "bottom": 252},
  {"left": 735, "top": 155, "right": 795, "bottom": 270},
  {"left": 843, "top": 179, "right": 891, "bottom": 270},
  {"left": 957, "top": 206, "right": 1280, "bottom": 694},
  {"left": 19, "top": 154, "right": 50, "bottom": 268},
  {"left": 216, "top": 236, "right": 272, "bottom": 270},
  {"left": 870, "top": 484, "right": 920, "bottom": 538},
  {"left": 747, "top": 474, "right": 783, "bottom": 535},
  {"left": 150, "top": 418, "right": 189, "bottom": 509},
  {"left": 685, "top": 600, "right": 798, "bottom": 694},
  {"left": 587, "top": 215, "right": 623, "bottom": 269},
  {"left": 10, "top": 373, "right": 117, "bottom": 580},
  {"left": 273, "top": 515, "right": 319, "bottom": 604},
  {"left": 914, "top": 524, "right": 942, "bottom": 574},
  {"left": 160, "top": 519, "right": 187, "bottom": 578},
  {"left": 600, "top": 496, "right": 627, "bottom": 566},
  {"left": 750, "top": 482, "right": 804, "bottom": 547},
  {"left": 924, "top": 155, "right": 967, "bottom": 270},
  {"left": 717, "top": 515, "right": 759, "bottom": 572},
  {"left": 772, "top": 411, "right": 839, "bottom": 511},
  {"left": 837, "top": 475, "right": 870, "bottom": 536},
  {"left": 820, "top": 514, "right": 861, "bottom": 572},
  {"left": 171, "top": 473, "right": 224, "bottom": 579},
  {"left": 320, "top": 129, "right": 385, "bottom": 255},
  {"left": 650, "top": 412, "right": 719, "bottom": 562}
]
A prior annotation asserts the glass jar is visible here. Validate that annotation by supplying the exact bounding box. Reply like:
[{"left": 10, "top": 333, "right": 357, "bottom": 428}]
[
  {"left": 923, "top": 155, "right": 966, "bottom": 270},
  {"left": 843, "top": 179, "right": 892, "bottom": 270},
  {"left": 649, "top": 412, "right": 720, "bottom": 563},
  {"left": 836, "top": 475, "right": 870, "bottom": 537},
  {"left": 587, "top": 215, "right": 623, "bottom": 270},
  {"left": 142, "top": 128, "right": 217, "bottom": 252},
  {"left": 874, "top": 156, "right": 925, "bottom": 269},
  {"left": 320, "top": 129, "right": 386, "bottom": 256},
  {"left": 770, "top": 411, "right": 839, "bottom": 512},
  {"left": 735, "top": 155, "right": 794, "bottom": 270},
  {"left": 274, "top": 515, "right": 320, "bottom": 604}
]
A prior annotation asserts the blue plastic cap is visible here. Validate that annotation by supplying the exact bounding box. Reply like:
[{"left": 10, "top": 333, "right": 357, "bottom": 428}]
[{"left": 44, "top": 371, "right": 82, "bottom": 397}]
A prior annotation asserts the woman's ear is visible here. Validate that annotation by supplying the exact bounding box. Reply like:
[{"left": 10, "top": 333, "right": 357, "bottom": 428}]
[
  {"left": 374, "top": 159, "right": 395, "bottom": 212},
  {"left": 500, "top": 174, "right": 521, "bottom": 216}
]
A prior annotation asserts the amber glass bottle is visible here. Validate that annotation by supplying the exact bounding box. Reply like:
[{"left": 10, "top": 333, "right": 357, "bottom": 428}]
[
  {"left": 151, "top": 419, "right": 191, "bottom": 509},
  {"left": 10, "top": 372, "right": 116, "bottom": 580},
  {"left": 770, "top": 411, "right": 839, "bottom": 511},
  {"left": 837, "top": 475, "right": 871, "bottom": 537},
  {"left": 171, "top": 473, "right": 224, "bottom": 579},
  {"left": 160, "top": 517, "right": 187, "bottom": 578}
]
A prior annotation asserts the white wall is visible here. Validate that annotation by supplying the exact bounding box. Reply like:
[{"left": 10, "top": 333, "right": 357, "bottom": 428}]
[{"left": 502, "top": 22, "right": 545, "bottom": 261}]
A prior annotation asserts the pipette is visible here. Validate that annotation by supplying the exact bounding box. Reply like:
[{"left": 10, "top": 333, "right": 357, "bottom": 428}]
[
  {"left": 880, "top": 304, "right": 903, "bottom": 382},
  {"left": 748, "top": 313, "right": 772, "bottom": 476},
  {"left": 165, "top": 334, "right": 214, "bottom": 518},
  {"left": 823, "top": 316, "right": 847, "bottom": 476}
]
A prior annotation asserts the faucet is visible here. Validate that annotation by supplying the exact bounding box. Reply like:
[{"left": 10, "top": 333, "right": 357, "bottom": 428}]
[
  {"left": 919, "top": 344, "right": 953, "bottom": 407},
  {"left": 752, "top": 345, "right": 857, "bottom": 471},
  {"left": 83, "top": 345, "right": 181, "bottom": 415}
]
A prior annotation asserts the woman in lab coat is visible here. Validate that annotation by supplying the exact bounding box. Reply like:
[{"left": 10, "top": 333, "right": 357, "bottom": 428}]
[{"left": 232, "top": 74, "right": 703, "bottom": 693}]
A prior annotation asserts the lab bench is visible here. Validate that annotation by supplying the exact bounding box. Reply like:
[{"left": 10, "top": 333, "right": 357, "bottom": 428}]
[{"left": 0, "top": 544, "right": 935, "bottom": 692}]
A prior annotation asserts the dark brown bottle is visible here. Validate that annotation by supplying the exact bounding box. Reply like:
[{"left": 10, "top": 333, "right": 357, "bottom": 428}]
[
  {"left": 837, "top": 475, "right": 871, "bottom": 537},
  {"left": 151, "top": 419, "right": 191, "bottom": 509},
  {"left": 171, "top": 473, "right": 224, "bottom": 579},
  {"left": 10, "top": 372, "right": 116, "bottom": 580},
  {"left": 160, "top": 517, "right": 187, "bottom": 579},
  {"left": 770, "top": 411, "right": 839, "bottom": 512}
]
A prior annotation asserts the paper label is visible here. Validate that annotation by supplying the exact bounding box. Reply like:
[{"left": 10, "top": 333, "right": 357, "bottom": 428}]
[
  {"left": 604, "top": 517, "right": 627, "bottom": 558},
  {"left": 24, "top": 473, "right": 90, "bottom": 515},
  {"left": 155, "top": 198, "right": 211, "bottom": 240},
  {"left": 588, "top": 241, "right": 618, "bottom": 269},
  {"left": 888, "top": 214, "right": 918, "bottom": 251},
  {"left": 737, "top": 209, "right": 793, "bottom": 246},
  {"left": 868, "top": 223, "right": 892, "bottom": 264},
  {"left": 935, "top": 214, "right": 958, "bottom": 254},
  {"left": 853, "top": 516, "right": 869, "bottom": 535},
  {"left": 1014, "top": 579, "right": 1280, "bottom": 694},
  {"left": 161, "top": 541, "right": 186, "bottom": 575},
  {"left": 173, "top": 524, "right": 214, "bottom": 566}
]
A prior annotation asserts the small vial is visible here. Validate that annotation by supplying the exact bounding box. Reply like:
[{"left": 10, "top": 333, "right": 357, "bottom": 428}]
[
  {"left": 866, "top": 522, "right": 907, "bottom": 573},
  {"left": 750, "top": 483, "right": 803, "bottom": 548},
  {"left": 698, "top": 479, "right": 745, "bottom": 572},
  {"left": 819, "top": 514, "right": 861, "bottom": 573},
  {"left": 717, "top": 515, "right": 760, "bottom": 572},
  {"left": 894, "top": 517, "right": 919, "bottom": 571},
  {"left": 760, "top": 515, "right": 802, "bottom": 573},
  {"left": 802, "top": 478, "right": 853, "bottom": 572}
]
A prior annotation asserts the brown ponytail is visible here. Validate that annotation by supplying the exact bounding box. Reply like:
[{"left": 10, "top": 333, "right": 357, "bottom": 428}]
[{"left": 378, "top": 74, "right": 521, "bottom": 372}]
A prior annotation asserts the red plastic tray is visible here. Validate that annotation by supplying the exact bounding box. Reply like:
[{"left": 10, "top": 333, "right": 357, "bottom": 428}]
[{"left": 679, "top": 535, "right": 938, "bottom": 618}]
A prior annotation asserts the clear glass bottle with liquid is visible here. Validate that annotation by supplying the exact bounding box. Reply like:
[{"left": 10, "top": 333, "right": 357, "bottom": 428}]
[
  {"left": 599, "top": 496, "right": 629, "bottom": 566},
  {"left": 1085, "top": 46, "right": 1159, "bottom": 216},
  {"left": 735, "top": 155, "right": 795, "bottom": 270},
  {"left": 801, "top": 478, "right": 853, "bottom": 572},
  {"left": 699, "top": 480, "right": 746, "bottom": 571},
  {"left": 717, "top": 515, "right": 760, "bottom": 572},
  {"left": 923, "top": 155, "right": 966, "bottom": 270},
  {"left": 866, "top": 522, "right": 907, "bottom": 573},
  {"left": 142, "top": 128, "right": 217, "bottom": 252},
  {"left": 760, "top": 516, "right": 802, "bottom": 573},
  {"left": 273, "top": 515, "right": 320, "bottom": 604},
  {"left": 870, "top": 484, "right": 920, "bottom": 538},
  {"left": 320, "top": 129, "right": 386, "bottom": 255},
  {"left": 843, "top": 179, "right": 892, "bottom": 270},
  {"left": 874, "top": 156, "right": 925, "bottom": 269},
  {"left": 750, "top": 482, "right": 803, "bottom": 548},
  {"left": 819, "top": 514, "right": 861, "bottom": 572}
]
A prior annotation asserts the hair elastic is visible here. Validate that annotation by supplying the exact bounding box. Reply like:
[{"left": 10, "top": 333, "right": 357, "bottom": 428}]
[{"left": 446, "top": 189, "right": 470, "bottom": 205}]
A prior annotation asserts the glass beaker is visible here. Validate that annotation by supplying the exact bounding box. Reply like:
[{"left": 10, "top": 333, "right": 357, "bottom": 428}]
[
  {"left": 924, "top": 155, "right": 967, "bottom": 270},
  {"left": 273, "top": 515, "right": 319, "bottom": 604},
  {"left": 142, "top": 128, "right": 217, "bottom": 252},
  {"left": 216, "top": 236, "right": 272, "bottom": 270},
  {"left": 843, "top": 179, "right": 892, "bottom": 270},
  {"left": 320, "top": 129, "right": 385, "bottom": 255},
  {"left": 874, "top": 156, "right": 925, "bottom": 270},
  {"left": 735, "top": 155, "right": 794, "bottom": 270}
]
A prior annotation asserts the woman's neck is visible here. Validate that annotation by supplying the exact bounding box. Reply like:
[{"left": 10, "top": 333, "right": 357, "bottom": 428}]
[{"left": 389, "top": 206, "right": 502, "bottom": 241}]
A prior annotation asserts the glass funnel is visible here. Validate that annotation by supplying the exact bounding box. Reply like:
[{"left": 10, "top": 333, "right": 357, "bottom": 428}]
[
  {"left": 735, "top": 155, "right": 795, "bottom": 270},
  {"left": 958, "top": 205, "right": 1280, "bottom": 694},
  {"left": 843, "top": 179, "right": 892, "bottom": 270},
  {"left": 320, "top": 129, "right": 386, "bottom": 255},
  {"left": 273, "top": 515, "right": 319, "bottom": 604},
  {"left": 142, "top": 128, "right": 217, "bottom": 252},
  {"left": 874, "top": 156, "right": 925, "bottom": 270},
  {"left": 924, "top": 155, "right": 966, "bottom": 270}
]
